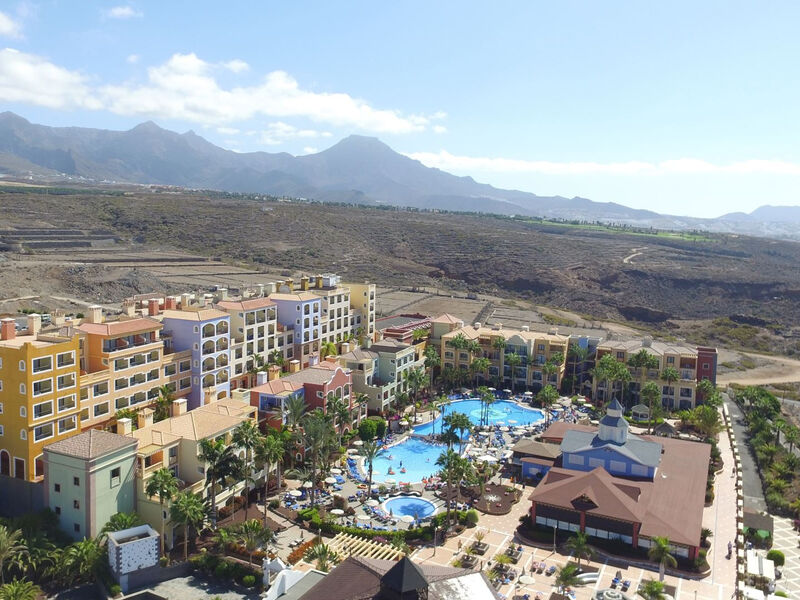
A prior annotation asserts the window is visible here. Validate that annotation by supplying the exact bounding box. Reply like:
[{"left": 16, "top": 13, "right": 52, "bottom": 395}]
[
  {"left": 19, "top": 383, "right": 25, "bottom": 395},
  {"left": 667, "top": 356, "right": 675, "bottom": 364},
  {"left": 94, "top": 402, "right": 109, "bottom": 417},
  {"left": 54, "top": 483, "right": 61, "bottom": 493},
  {"left": 73, "top": 523, "right": 80, "bottom": 533},
  {"left": 73, "top": 500, "right": 80, "bottom": 509},
  {"left": 32, "top": 379, "right": 53, "bottom": 396},
  {"left": 19, "top": 360, "right": 25, "bottom": 371},
  {"left": 110, "top": 467, "right": 121, "bottom": 486},
  {"left": 180, "top": 377, "right": 191, "bottom": 390},
  {"left": 58, "top": 395, "right": 76, "bottom": 412},
  {"left": 179, "top": 360, "right": 191, "bottom": 372},
  {"left": 33, "top": 400, "right": 53, "bottom": 420},
  {"left": 58, "top": 415, "right": 77, "bottom": 434},
  {"left": 702, "top": 363, "right": 710, "bottom": 369},
  {"left": 32, "top": 356, "right": 52, "bottom": 373},
  {"left": 80, "top": 387, "right": 88, "bottom": 402},
  {"left": 57, "top": 374, "right": 75, "bottom": 390},
  {"left": 14, "top": 458, "right": 24, "bottom": 479},
  {"left": 54, "top": 506, "right": 60, "bottom": 515},
  {"left": 73, "top": 476, "right": 80, "bottom": 486},
  {"left": 93, "top": 382, "right": 108, "bottom": 396},
  {"left": 0, "top": 425, "right": 3, "bottom": 436},
  {"left": 57, "top": 352, "right": 75, "bottom": 368},
  {"left": 20, "top": 429, "right": 27, "bottom": 440}
]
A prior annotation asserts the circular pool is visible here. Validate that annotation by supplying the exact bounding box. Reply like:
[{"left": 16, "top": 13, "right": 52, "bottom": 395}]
[{"left": 382, "top": 496, "right": 437, "bottom": 518}]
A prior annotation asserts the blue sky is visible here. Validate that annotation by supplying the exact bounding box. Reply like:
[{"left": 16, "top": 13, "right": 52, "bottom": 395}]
[{"left": 1, "top": 1, "right": 799, "bottom": 218}]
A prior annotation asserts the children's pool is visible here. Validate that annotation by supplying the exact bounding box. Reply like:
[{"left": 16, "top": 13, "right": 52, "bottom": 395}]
[
  {"left": 369, "top": 436, "right": 446, "bottom": 484},
  {"left": 413, "top": 398, "right": 544, "bottom": 437},
  {"left": 382, "top": 496, "right": 437, "bottom": 518}
]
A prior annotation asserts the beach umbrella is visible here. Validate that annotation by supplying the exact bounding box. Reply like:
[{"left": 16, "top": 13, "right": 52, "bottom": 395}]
[
  {"left": 352, "top": 440, "right": 364, "bottom": 446},
  {"left": 330, "top": 468, "right": 342, "bottom": 474},
  {"left": 289, "top": 489, "right": 302, "bottom": 497},
  {"left": 508, "top": 419, "right": 518, "bottom": 424},
  {"left": 330, "top": 508, "right": 344, "bottom": 516},
  {"left": 523, "top": 391, "right": 533, "bottom": 397},
  {"left": 356, "top": 514, "right": 371, "bottom": 522},
  {"left": 385, "top": 478, "right": 396, "bottom": 485},
  {"left": 479, "top": 455, "right": 498, "bottom": 462},
  {"left": 400, "top": 515, "right": 415, "bottom": 523},
  {"left": 399, "top": 419, "right": 408, "bottom": 425},
  {"left": 500, "top": 426, "right": 510, "bottom": 432},
  {"left": 503, "top": 389, "right": 512, "bottom": 393},
  {"left": 519, "top": 575, "right": 535, "bottom": 585},
  {"left": 302, "top": 481, "right": 313, "bottom": 488},
  {"left": 488, "top": 387, "right": 496, "bottom": 391},
  {"left": 324, "top": 477, "right": 336, "bottom": 485},
  {"left": 366, "top": 499, "right": 379, "bottom": 507}
]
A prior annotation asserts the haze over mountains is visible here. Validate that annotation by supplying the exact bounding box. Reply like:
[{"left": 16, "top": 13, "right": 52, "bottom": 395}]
[{"left": 0, "top": 112, "right": 797, "bottom": 239}]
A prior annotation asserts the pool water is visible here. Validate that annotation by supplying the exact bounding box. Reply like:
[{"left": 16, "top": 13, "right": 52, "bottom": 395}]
[
  {"left": 370, "top": 436, "right": 446, "bottom": 484},
  {"left": 382, "top": 496, "right": 437, "bottom": 518},
  {"left": 413, "top": 398, "right": 544, "bottom": 437}
]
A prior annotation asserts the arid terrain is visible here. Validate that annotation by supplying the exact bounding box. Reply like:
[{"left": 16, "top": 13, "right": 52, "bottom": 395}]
[{"left": 3, "top": 185, "right": 800, "bottom": 375}]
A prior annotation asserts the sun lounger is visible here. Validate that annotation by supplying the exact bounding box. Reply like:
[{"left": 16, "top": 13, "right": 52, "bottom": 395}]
[{"left": 546, "top": 566, "right": 555, "bottom": 576}]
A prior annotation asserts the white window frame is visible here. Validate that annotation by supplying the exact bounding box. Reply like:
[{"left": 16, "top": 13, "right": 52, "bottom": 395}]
[
  {"left": 56, "top": 351, "right": 75, "bottom": 368},
  {"left": 93, "top": 382, "right": 109, "bottom": 396},
  {"left": 0, "top": 425, "right": 3, "bottom": 436},
  {"left": 33, "top": 422, "right": 54, "bottom": 442},
  {"left": 58, "top": 415, "right": 77, "bottom": 434},
  {"left": 94, "top": 402, "right": 110, "bottom": 417},
  {"left": 20, "top": 429, "right": 27, "bottom": 440},
  {"left": 57, "top": 394, "right": 77, "bottom": 413},
  {"left": 32, "top": 378, "right": 53, "bottom": 397},
  {"left": 19, "top": 406, "right": 26, "bottom": 417},
  {"left": 56, "top": 373, "right": 76, "bottom": 391},
  {"left": 32, "top": 399, "right": 54, "bottom": 420},
  {"left": 32, "top": 356, "right": 53, "bottom": 374},
  {"left": 19, "top": 360, "right": 25, "bottom": 371}
]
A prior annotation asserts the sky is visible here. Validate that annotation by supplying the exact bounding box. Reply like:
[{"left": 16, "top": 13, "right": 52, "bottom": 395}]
[{"left": 1, "top": 1, "right": 799, "bottom": 218}]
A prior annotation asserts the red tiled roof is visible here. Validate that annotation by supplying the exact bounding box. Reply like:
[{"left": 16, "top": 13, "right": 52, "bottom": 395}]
[
  {"left": 216, "top": 298, "right": 275, "bottom": 311},
  {"left": 78, "top": 317, "right": 162, "bottom": 336}
]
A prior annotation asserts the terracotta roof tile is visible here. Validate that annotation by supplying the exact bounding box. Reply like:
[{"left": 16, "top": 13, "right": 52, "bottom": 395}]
[
  {"left": 78, "top": 318, "right": 162, "bottom": 336},
  {"left": 44, "top": 429, "right": 137, "bottom": 460}
]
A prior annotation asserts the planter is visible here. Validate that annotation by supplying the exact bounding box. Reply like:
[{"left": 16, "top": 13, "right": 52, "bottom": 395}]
[{"left": 471, "top": 541, "right": 489, "bottom": 555}]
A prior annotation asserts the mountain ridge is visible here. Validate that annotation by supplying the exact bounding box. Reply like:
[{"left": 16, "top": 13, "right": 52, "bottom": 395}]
[{"left": 0, "top": 112, "right": 797, "bottom": 238}]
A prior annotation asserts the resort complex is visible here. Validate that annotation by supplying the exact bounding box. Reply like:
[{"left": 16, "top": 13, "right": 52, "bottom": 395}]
[{"left": 0, "top": 275, "right": 789, "bottom": 600}]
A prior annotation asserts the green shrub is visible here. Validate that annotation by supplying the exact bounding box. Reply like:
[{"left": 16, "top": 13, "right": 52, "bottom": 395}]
[
  {"left": 242, "top": 574, "right": 256, "bottom": 587},
  {"left": 465, "top": 509, "right": 479, "bottom": 526},
  {"left": 110, "top": 584, "right": 122, "bottom": 596},
  {"left": 766, "top": 550, "right": 785, "bottom": 566},
  {"left": 358, "top": 419, "right": 377, "bottom": 441},
  {"left": 774, "top": 591, "right": 788, "bottom": 598},
  {"left": 214, "top": 562, "right": 229, "bottom": 578},
  {"left": 159, "top": 556, "right": 169, "bottom": 567}
]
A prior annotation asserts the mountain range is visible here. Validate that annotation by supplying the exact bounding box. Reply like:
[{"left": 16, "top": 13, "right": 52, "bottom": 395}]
[{"left": 0, "top": 111, "right": 797, "bottom": 239}]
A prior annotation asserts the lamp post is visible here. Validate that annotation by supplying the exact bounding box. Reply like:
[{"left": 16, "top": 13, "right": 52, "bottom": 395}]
[{"left": 553, "top": 525, "right": 557, "bottom": 553}]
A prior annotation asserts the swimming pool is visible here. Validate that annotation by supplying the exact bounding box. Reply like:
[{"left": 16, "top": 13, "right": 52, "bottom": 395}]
[
  {"left": 413, "top": 398, "right": 544, "bottom": 436},
  {"left": 382, "top": 496, "right": 437, "bottom": 518},
  {"left": 369, "top": 436, "right": 446, "bottom": 484}
]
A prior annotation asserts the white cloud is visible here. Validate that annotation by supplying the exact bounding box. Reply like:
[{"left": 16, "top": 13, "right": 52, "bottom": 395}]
[
  {"left": 0, "top": 11, "right": 22, "bottom": 38},
  {"left": 99, "top": 53, "right": 436, "bottom": 132},
  {"left": 106, "top": 6, "right": 142, "bottom": 19},
  {"left": 259, "top": 121, "right": 332, "bottom": 145},
  {"left": 406, "top": 150, "right": 800, "bottom": 177},
  {"left": 303, "top": 146, "right": 318, "bottom": 154},
  {"left": 433, "top": 125, "right": 447, "bottom": 134},
  {"left": 126, "top": 54, "right": 139, "bottom": 64},
  {"left": 222, "top": 59, "right": 249, "bottom": 73},
  {"left": 216, "top": 126, "right": 240, "bottom": 135},
  {"left": 0, "top": 48, "right": 100, "bottom": 109}
]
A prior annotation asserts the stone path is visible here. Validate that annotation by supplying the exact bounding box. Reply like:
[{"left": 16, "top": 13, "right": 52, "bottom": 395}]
[
  {"left": 141, "top": 575, "right": 259, "bottom": 599},
  {"left": 771, "top": 516, "right": 799, "bottom": 596},
  {"left": 724, "top": 396, "right": 767, "bottom": 511}
]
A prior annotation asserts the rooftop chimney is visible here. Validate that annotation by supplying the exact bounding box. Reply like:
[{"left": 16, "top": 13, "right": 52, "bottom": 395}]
[
  {"left": 86, "top": 305, "right": 103, "bottom": 324},
  {"left": 265, "top": 282, "right": 276, "bottom": 295},
  {"left": 473, "top": 322, "right": 481, "bottom": 329},
  {"left": 121, "top": 301, "right": 136, "bottom": 317},
  {"left": 548, "top": 327, "right": 558, "bottom": 335},
  {"left": 316, "top": 276, "right": 323, "bottom": 289},
  {"left": 137, "top": 408, "right": 154, "bottom": 429},
  {"left": 52, "top": 309, "right": 66, "bottom": 326},
  {"left": 300, "top": 276, "right": 310, "bottom": 291},
  {"left": 165, "top": 296, "right": 178, "bottom": 310},
  {"left": 256, "top": 371, "right": 269, "bottom": 386},
  {"left": 171, "top": 398, "right": 187, "bottom": 417},
  {"left": 26, "top": 313, "right": 42, "bottom": 336},
  {"left": 0, "top": 318, "right": 15, "bottom": 341},
  {"left": 180, "top": 293, "right": 192, "bottom": 309},
  {"left": 521, "top": 325, "right": 530, "bottom": 332},
  {"left": 257, "top": 283, "right": 265, "bottom": 297},
  {"left": 117, "top": 417, "right": 132, "bottom": 436},
  {"left": 203, "top": 387, "right": 216, "bottom": 406},
  {"left": 218, "top": 288, "right": 228, "bottom": 300},
  {"left": 148, "top": 299, "right": 160, "bottom": 317}
]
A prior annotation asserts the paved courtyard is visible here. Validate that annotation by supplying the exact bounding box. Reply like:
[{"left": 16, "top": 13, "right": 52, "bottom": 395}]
[
  {"left": 771, "top": 516, "right": 799, "bottom": 597},
  {"left": 136, "top": 575, "right": 260, "bottom": 599}
]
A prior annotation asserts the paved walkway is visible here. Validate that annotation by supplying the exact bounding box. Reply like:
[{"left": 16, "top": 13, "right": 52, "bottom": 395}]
[
  {"left": 139, "top": 575, "right": 259, "bottom": 599},
  {"left": 724, "top": 395, "right": 766, "bottom": 511},
  {"left": 771, "top": 516, "right": 799, "bottom": 596}
]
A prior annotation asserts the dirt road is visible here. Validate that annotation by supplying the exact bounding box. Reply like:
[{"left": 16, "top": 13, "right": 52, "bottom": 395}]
[
  {"left": 622, "top": 246, "right": 648, "bottom": 264},
  {"left": 717, "top": 352, "right": 800, "bottom": 385}
]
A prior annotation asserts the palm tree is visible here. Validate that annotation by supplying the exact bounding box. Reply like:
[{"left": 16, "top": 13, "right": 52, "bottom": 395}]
[
  {"left": 62, "top": 538, "right": 102, "bottom": 583},
  {"left": 537, "top": 385, "right": 559, "bottom": 427},
  {"left": 100, "top": 512, "right": 143, "bottom": 536},
  {"left": 0, "top": 579, "right": 42, "bottom": 600},
  {"left": 198, "top": 438, "right": 240, "bottom": 529},
  {"left": 784, "top": 425, "right": 800, "bottom": 454},
  {"left": 145, "top": 467, "right": 179, "bottom": 558},
  {"left": 361, "top": 439, "right": 381, "bottom": 493},
  {"left": 660, "top": 366, "right": 680, "bottom": 411},
  {"left": 565, "top": 532, "right": 594, "bottom": 568},
  {"left": 154, "top": 384, "right": 174, "bottom": 422},
  {"left": 284, "top": 395, "right": 307, "bottom": 431},
  {"left": 319, "top": 340, "right": 337, "bottom": 360},
  {"left": 304, "top": 543, "right": 338, "bottom": 573},
  {"left": 255, "top": 434, "right": 285, "bottom": 524},
  {"left": 235, "top": 519, "right": 273, "bottom": 565},
  {"left": 424, "top": 345, "right": 441, "bottom": 394},
  {"left": 406, "top": 367, "right": 426, "bottom": 422},
  {"left": 436, "top": 450, "right": 461, "bottom": 529},
  {"left": 440, "top": 428, "right": 460, "bottom": 450},
  {"left": 0, "top": 527, "right": 26, "bottom": 585},
  {"left": 505, "top": 352, "right": 522, "bottom": 394},
  {"left": 302, "top": 410, "right": 335, "bottom": 508},
  {"left": 170, "top": 491, "right": 206, "bottom": 561},
  {"left": 544, "top": 352, "right": 564, "bottom": 392},
  {"left": 470, "top": 357, "right": 490, "bottom": 389},
  {"left": 554, "top": 563, "right": 582, "bottom": 593},
  {"left": 567, "top": 343, "right": 589, "bottom": 395},
  {"left": 610, "top": 360, "right": 632, "bottom": 406},
  {"left": 590, "top": 354, "right": 614, "bottom": 405},
  {"left": 444, "top": 411, "right": 471, "bottom": 453},
  {"left": 628, "top": 349, "right": 659, "bottom": 407},
  {"left": 232, "top": 420, "right": 263, "bottom": 521},
  {"left": 640, "top": 381, "right": 661, "bottom": 434},
  {"left": 647, "top": 536, "right": 677, "bottom": 581},
  {"left": 639, "top": 579, "right": 666, "bottom": 600},
  {"left": 328, "top": 397, "right": 351, "bottom": 447}
]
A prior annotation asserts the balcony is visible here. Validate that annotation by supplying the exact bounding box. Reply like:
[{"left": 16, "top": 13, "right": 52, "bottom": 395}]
[
  {"left": 103, "top": 333, "right": 157, "bottom": 353},
  {"left": 681, "top": 370, "right": 694, "bottom": 380}
]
